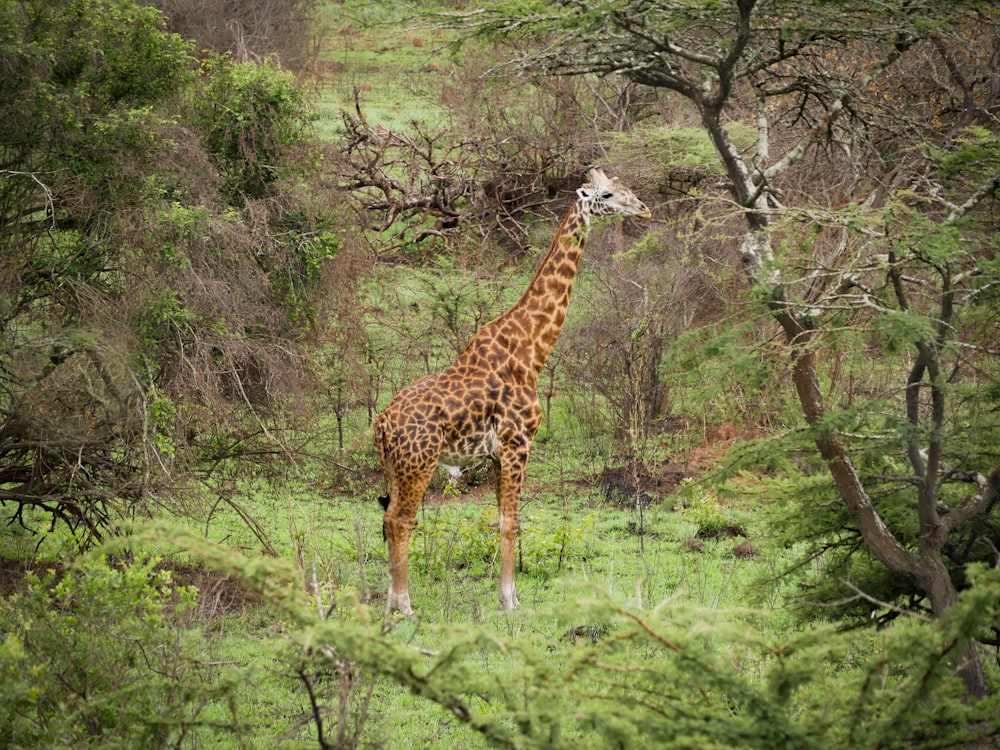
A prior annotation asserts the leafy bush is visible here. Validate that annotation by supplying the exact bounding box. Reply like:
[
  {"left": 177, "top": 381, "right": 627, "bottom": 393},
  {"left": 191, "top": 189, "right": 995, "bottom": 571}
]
[
  {"left": 677, "top": 483, "right": 740, "bottom": 539},
  {"left": 8, "top": 522, "right": 998, "bottom": 749},
  {"left": 222, "top": 536, "right": 1000, "bottom": 750},
  {"left": 149, "top": 0, "right": 321, "bottom": 68},
  {"left": 0, "top": 555, "right": 228, "bottom": 748},
  {"left": 194, "top": 54, "right": 312, "bottom": 198},
  {"left": 0, "top": 0, "right": 337, "bottom": 545}
]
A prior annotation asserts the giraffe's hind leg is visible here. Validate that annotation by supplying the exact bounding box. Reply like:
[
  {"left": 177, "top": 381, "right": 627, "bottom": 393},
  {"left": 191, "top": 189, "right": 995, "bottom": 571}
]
[{"left": 383, "top": 463, "right": 436, "bottom": 617}]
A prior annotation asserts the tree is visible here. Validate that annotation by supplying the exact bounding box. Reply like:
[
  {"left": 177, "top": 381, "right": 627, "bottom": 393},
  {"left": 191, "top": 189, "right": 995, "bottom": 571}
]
[
  {"left": 461, "top": 0, "right": 1000, "bottom": 698},
  {"left": 146, "top": 0, "right": 322, "bottom": 68},
  {"left": 0, "top": 0, "right": 334, "bottom": 546},
  {"left": 0, "top": 0, "right": 195, "bottom": 543}
]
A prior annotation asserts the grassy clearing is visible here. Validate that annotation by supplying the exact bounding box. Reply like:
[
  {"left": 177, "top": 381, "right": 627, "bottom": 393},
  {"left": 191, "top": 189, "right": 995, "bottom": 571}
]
[
  {"left": 220, "top": 422, "right": 800, "bottom": 745},
  {"left": 4, "top": 394, "right": 989, "bottom": 747},
  {"left": 311, "top": 1, "right": 455, "bottom": 135},
  {"left": 208, "top": 472, "right": 791, "bottom": 746}
]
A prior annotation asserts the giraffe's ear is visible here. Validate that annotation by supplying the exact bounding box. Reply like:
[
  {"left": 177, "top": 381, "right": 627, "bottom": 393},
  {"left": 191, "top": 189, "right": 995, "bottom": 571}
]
[{"left": 577, "top": 186, "right": 593, "bottom": 200}]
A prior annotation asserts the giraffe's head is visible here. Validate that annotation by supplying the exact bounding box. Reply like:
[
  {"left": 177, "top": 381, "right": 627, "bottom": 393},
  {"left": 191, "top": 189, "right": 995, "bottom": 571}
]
[{"left": 576, "top": 167, "right": 651, "bottom": 220}]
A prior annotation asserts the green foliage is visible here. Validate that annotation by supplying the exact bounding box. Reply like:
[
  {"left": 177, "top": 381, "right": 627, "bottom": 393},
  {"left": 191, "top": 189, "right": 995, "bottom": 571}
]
[
  {"left": 194, "top": 54, "right": 312, "bottom": 197},
  {"left": 301, "top": 230, "right": 342, "bottom": 280},
  {"left": 677, "top": 483, "right": 737, "bottom": 538},
  {"left": 0, "top": 0, "right": 192, "bottom": 217},
  {"left": 0, "top": 0, "right": 191, "bottom": 112},
  {"left": 411, "top": 504, "right": 499, "bottom": 579},
  {"left": 0, "top": 0, "right": 336, "bottom": 544},
  {"left": 100, "top": 527, "right": 1000, "bottom": 749},
  {"left": 933, "top": 126, "right": 1000, "bottom": 182},
  {"left": 133, "top": 288, "right": 193, "bottom": 353},
  {"left": 521, "top": 510, "right": 597, "bottom": 574},
  {"left": 670, "top": 317, "right": 790, "bottom": 431},
  {"left": 3, "top": 485, "right": 998, "bottom": 749},
  {"left": 0, "top": 554, "right": 226, "bottom": 748},
  {"left": 409, "top": 500, "right": 598, "bottom": 590},
  {"left": 915, "top": 223, "right": 962, "bottom": 267},
  {"left": 622, "top": 123, "right": 757, "bottom": 175},
  {"left": 365, "top": 263, "right": 510, "bottom": 392}
]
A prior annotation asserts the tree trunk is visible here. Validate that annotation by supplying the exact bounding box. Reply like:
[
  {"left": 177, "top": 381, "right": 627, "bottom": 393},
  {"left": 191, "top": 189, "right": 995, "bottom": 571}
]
[
  {"left": 919, "top": 553, "right": 989, "bottom": 700},
  {"left": 770, "top": 287, "right": 989, "bottom": 700},
  {"left": 692, "top": 11, "right": 995, "bottom": 698}
]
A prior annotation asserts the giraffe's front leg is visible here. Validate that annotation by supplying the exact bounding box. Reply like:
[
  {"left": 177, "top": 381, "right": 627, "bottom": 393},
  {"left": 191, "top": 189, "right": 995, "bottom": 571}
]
[
  {"left": 496, "top": 453, "right": 526, "bottom": 610},
  {"left": 498, "top": 508, "right": 520, "bottom": 610}
]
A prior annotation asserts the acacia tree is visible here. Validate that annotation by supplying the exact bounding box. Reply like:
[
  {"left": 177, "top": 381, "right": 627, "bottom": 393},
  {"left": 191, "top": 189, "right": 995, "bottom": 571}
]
[{"left": 461, "top": 0, "right": 1000, "bottom": 697}]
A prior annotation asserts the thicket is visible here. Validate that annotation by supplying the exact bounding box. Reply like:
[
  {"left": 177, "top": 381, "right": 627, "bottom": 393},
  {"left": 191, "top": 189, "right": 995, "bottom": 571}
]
[
  {"left": 2, "top": 0, "right": 1000, "bottom": 747},
  {"left": 144, "top": 0, "right": 323, "bottom": 67},
  {"left": 0, "top": 0, "right": 337, "bottom": 546}
]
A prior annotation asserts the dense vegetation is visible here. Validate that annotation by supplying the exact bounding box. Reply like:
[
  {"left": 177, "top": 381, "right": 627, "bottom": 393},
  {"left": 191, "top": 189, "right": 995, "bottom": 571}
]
[{"left": 1, "top": 0, "right": 999, "bottom": 747}]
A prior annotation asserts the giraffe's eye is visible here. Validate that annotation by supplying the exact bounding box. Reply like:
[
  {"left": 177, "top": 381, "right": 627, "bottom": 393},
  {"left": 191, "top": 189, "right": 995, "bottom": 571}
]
[{"left": 601, "top": 192, "right": 614, "bottom": 199}]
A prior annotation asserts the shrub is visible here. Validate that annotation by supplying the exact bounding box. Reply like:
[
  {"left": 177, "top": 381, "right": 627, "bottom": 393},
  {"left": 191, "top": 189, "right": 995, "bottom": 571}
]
[
  {"left": 193, "top": 54, "right": 312, "bottom": 198},
  {"left": 0, "top": 555, "right": 228, "bottom": 748}
]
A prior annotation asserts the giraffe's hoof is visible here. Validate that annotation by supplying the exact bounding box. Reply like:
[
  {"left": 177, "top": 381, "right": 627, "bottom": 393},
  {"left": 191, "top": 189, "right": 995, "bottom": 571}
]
[
  {"left": 386, "top": 591, "right": 415, "bottom": 618},
  {"left": 500, "top": 588, "right": 520, "bottom": 610},
  {"left": 387, "top": 608, "right": 417, "bottom": 620}
]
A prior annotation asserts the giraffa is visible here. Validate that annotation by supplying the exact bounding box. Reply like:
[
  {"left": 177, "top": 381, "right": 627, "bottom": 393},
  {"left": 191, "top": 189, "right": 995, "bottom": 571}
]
[{"left": 374, "top": 167, "right": 650, "bottom": 616}]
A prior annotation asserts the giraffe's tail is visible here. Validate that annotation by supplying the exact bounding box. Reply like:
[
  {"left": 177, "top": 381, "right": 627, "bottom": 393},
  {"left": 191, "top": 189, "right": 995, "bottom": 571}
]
[{"left": 373, "top": 413, "right": 395, "bottom": 541}]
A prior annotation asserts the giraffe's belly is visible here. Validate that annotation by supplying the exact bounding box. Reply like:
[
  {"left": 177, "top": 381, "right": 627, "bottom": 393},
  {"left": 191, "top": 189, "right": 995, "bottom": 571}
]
[{"left": 439, "top": 424, "right": 500, "bottom": 477}]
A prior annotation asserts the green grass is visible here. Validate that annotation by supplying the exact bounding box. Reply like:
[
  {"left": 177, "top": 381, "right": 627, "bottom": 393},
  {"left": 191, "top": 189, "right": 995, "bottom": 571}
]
[
  {"left": 312, "top": 1, "right": 456, "bottom": 136},
  {"left": 0, "top": 249, "right": 822, "bottom": 747},
  {"left": 4, "top": 410, "right": 994, "bottom": 747},
  {"left": 195, "top": 442, "right": 796, "bottom": 746}
]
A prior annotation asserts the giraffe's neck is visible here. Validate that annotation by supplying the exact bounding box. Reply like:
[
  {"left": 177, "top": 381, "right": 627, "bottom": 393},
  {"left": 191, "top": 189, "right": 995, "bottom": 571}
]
[{"left": 460, "top": 201, "right": 589, "bottom": 381}]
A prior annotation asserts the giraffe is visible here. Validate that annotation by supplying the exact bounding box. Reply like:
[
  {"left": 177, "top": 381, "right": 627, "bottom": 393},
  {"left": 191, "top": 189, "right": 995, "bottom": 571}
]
[{"left": 374, "top": 167, "right": 650, "bottom": 616}]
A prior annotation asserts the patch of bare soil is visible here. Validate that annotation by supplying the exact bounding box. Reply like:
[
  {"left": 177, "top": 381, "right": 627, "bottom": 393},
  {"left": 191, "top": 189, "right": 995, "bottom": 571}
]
[
  {"left": 598, "top": 421, "right": 764, "bottom": 508},
  {"left": 420, "top": 461, "right": 497, "bottom": 506},
  {"left": 730, "top": 540, "right": 759, "bottom": 559},
  {"left": 686, "top": 421, "right": 764, "bottom": 473},
  {"left": 423, "top": 480, "right": 495, "bottom": 507},
  {"left": 0, "top": 556, "right": 56, "bottom": 595},
  {"left": 167, "top": 563, "right": 263, "bottom": 619},
  {"left": 599, "top": 461, "right": 686, "bottom": 508},
  {"left": 696, "top": 523, "right": 748, "bottom": 541},
  {"left": 681, "top": 537, "right": 706, "bottom": 553}
]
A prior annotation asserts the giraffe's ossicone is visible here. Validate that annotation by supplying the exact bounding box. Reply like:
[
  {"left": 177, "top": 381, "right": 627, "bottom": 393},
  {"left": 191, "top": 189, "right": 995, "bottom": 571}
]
[{"left": 374, "top": 167, "right": 650, "bottom": 616}]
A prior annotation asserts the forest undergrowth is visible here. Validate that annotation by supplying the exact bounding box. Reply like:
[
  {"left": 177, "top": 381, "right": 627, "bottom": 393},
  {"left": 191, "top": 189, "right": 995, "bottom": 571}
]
[{"left": 2, "top": 1, "right": 1000, "bottom": 748}]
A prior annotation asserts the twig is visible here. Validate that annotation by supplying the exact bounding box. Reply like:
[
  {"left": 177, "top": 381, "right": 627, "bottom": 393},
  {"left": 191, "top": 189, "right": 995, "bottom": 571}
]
[{"left": 821, "top": 579, "right": 931, "bottom": 623}]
